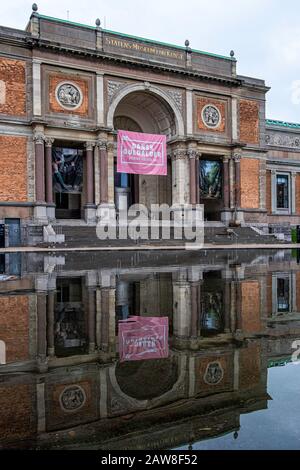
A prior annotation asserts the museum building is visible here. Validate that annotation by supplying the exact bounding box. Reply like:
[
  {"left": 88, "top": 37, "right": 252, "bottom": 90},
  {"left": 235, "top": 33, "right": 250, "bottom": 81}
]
[{"left": 0, "top": 4, "right": 300, "bottom": 245}]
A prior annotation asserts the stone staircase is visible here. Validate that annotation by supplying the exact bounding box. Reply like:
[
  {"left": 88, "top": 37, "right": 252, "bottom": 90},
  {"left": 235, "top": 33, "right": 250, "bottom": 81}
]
[{"left": 45, "top": 224, "right": 282, "bottom": 248}]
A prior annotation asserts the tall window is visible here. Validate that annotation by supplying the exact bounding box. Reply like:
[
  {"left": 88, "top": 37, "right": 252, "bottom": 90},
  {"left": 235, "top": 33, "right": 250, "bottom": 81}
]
[
  {"left": 277, "top": 277, "right": 290, "bottom": 312},
  {"left": 276, "top": 174, "right": 289, "bottom": 209}
]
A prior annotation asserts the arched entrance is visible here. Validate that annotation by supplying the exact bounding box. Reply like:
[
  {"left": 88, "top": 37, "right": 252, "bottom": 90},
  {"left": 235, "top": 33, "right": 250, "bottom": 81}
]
[{"left": 110, "top": 86, "right": 181, "bottom": 212}]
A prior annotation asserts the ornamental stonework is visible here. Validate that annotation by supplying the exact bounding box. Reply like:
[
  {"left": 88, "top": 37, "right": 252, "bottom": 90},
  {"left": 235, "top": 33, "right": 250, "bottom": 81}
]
[
  {"left": 49, "top": 74, "right": 89, "bottom": 116},
  {"left": 166, "top": 88, "right": 183, "bottom": 113},
  {"left": 265, "top": 132, "right": 300, "bottom": 149},
  {"left": 55, "top": 82, "right": 82, "bottom": 110},
  {"left": 202, "top": 105, "right": 221, "bottom": 128},
  {"left": 204, "top": 362, "right": 224, "bottom": 385},
  {"left": 196, "top": 97, "right": 226, "bottom": 133},
  {"left": 59, "top": 385, "right": 86, "bottom": 412},
  {"left": 107, "top": 80, "right": 128, "bottom": 104}
]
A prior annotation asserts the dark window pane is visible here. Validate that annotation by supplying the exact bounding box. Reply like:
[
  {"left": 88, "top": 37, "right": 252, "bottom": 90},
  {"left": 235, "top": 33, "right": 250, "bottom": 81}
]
[
  {"left": 277, "top": 277, "right": 290, "bottom": 312},
  {"left": 276, "top": 175, "right": 289, "bottom": 209}
]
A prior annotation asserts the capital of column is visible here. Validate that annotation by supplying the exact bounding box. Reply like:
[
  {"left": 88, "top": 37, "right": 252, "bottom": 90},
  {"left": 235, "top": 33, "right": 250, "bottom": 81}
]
[
  {"left": 271, "top": 169, "right": 277, "bottom": 175},
  {"left": 233, "top": 153, "right": 241, "bottom": 162},
  {"left": 33, "top": 132, "right": 45, "bottom": 145},
  {"left": 97, "top": 139, "right": 107, "bottom": 151},
  {"left": 172, "top": 148, "right": 187, "bottom": 161},
  {"left": 44, "top": 137, "right": 54, "bottom": 147},
  {"left": 84, "top": 141, "right": 95, "bottom": 152},
  {"left": 223, "top": 155, "right": 231, "bottom": 163},
  {"left": 291, "top": 171, "right": 297, "bottom": 178},
  {"left": 106, "top": 141, "right": 115, "bottom": 152},
  {"left": 187, "top": 149, "right": 201, "bottom": 160}
]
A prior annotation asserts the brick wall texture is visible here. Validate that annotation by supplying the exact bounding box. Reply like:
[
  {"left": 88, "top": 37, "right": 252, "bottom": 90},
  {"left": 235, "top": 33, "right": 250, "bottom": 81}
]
[
  {"left": 0, "top": 383, "right": 35, "bottom": 442},
  {"left": 240, "top": 281, "right": 261, "bottom": 333},
  {"left": 49, "top": 74, "right": 89, "bottom": 116},
  {"left": 196, "top": 96, "right": 226, "bottom": 133},
  {"left": 46, "top": 380, "right": 96, "bottom": 431},
  {"left": 239, "top": 343, "right": 261, "bottom": 390},
  {"left": 239, "top": 99, "right": 259, "bottom": 144},
  {"left": 240, "top": 158, "right": 260, "bottom": 209},
  {"left": 0, "top": 57, "right": 26, "bottom": 116},
  {"left": 0, "top": 295, "right": 29, "bottom": 363},
  {"left": 0, "top": 135, "right": 27, "bottom": 202}
]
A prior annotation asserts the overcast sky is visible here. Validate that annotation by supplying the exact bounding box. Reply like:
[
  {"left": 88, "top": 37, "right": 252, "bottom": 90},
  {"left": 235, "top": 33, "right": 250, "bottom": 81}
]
[{"left": 2, "top": 0, "right": 300, "bottom": 123}]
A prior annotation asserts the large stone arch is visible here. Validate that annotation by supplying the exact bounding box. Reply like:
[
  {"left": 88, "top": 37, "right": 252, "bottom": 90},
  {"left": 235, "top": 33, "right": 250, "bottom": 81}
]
[{"left": 106, "top": 82, "right": 185, "bottom": 138}]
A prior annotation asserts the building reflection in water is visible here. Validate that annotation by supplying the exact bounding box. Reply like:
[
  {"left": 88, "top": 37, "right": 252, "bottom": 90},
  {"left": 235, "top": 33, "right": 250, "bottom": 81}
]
[{"left": 0, "top": 249, "right": 300, "bottom": 449}]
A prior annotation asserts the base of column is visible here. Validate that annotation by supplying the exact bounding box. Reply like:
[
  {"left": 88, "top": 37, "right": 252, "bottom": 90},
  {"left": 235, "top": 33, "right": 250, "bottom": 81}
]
[
  {"left": 34, "top": 204, "right": 49, "bottom": 225},
  {"left": 96, "top": 203, "right": 116, "bottom": 222},
  {"left": 84, "top": 204, "right": 97, "bottom": 224},
  {"left": 46, "top": 204, "right": 56, "bottom": 222},
  {"left": 221, "top": 209, "right": 233, "bottom": 224}
]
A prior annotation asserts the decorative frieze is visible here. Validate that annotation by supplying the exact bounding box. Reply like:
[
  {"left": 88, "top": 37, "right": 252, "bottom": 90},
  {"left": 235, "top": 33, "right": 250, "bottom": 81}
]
[{"left": 265, "top": 132, "right": 300, "bottom": 149}]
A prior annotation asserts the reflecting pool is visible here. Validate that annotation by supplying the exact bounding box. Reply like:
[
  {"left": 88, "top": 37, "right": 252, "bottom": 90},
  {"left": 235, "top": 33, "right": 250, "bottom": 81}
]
[{"left": 0, "top": 249, "right": 300, "bottom": 450}]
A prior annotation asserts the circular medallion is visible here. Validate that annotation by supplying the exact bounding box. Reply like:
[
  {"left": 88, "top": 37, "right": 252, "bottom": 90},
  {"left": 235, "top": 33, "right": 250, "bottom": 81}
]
[
  {"left": 204, "top": 361, "right": 224, "bottom": 385},
  {"left": 202, "top": 104, "right": 221, "bottom": 129},
  {"left": 55, "top": 82, "right": 83, "bottom": 110},
  {"left": 59, "top": 385, "right": 86, "bottom": 412}
]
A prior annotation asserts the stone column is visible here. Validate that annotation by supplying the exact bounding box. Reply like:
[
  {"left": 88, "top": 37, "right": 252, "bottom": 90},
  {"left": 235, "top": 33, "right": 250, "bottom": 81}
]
[
  {"left": 233, "top": 153, "right": 244, "bottom": 223},
  {"left": 223, "top": 156, "right": 230, "bottom": 209},
  {"left": 46, "top": 290, "right": 55, "bottom": 357},
  {"left": 84, "top": 142, "right": 96, "bottom": 224},
  {"left": 98, "top": 140, "right": 108, "bottom": 204},
  {"left": 221, "top": 156, "right": 232, "bottom": 224},
  {"left": 188, "top": 149, "right": 198, "bottom": 206},
  {"left": 190, "top": 283, "right": 198, "bottom": 337},
  {"left": 37, "top": 292, "right": 48, "bottom": 371},
  {"left": 172, "top": 272, "right": 192, "bottom": 338},
  {"left": 34, "top": 132, "right": 48, "bottom": 224},
  {"left": 291, "top": 172, "right": 297, "bottom": 214},
  {"left": 45, "top": 138, "right": 55, "bottom": 221},
  {"left": 88, "top": 289, "right": 96, "bottom": 353}
]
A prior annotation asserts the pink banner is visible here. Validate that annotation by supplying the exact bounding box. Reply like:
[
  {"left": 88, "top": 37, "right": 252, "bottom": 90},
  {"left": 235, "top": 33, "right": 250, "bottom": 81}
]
[
  {"left": 118, "top": 316, "right": 169, "bottom": 362},
  {"left": 117, "top": 130, "right": 167, "bottom": 176}
]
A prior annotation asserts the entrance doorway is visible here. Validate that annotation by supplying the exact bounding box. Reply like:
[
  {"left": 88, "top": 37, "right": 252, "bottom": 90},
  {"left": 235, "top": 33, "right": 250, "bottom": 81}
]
[
  {"left": 53, "top": 144, "right": 83, "bottom": 219},
  {"left": 55, "top": 193, "right": 81, "bottom": 219},
  {"left": 199, "top": 158, "right": 223, "bottom": 221},
  {"left": 113, "top": 90, "right": 175, "bottom": 212}
]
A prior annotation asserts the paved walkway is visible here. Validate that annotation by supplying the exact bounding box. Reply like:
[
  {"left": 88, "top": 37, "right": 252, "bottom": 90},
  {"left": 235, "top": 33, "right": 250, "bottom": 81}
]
[{"left": 0, "top": 243, "right": 300, "bottom": 253}]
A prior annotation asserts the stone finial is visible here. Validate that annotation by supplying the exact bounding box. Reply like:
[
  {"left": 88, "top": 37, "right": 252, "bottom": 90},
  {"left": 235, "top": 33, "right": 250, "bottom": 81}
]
[
  {"left": 95, "top": 18, "right": 101, "bottom": 27},
  {"left": 185, "top": 39, "right": 190, "bottom": 48},
  {"left": 230, "top": 50, "right": 235, "bottom": 58},
  {"left": 32, "top": 3, "right": 38, "bottom": 12}
]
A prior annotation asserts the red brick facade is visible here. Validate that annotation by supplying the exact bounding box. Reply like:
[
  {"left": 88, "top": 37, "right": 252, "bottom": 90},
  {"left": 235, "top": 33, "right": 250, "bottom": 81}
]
[
  {"left": 240, "top": 158, "right": 260, "bottom": 209},
  {"left": 0, "top": 135, "right": 27, "bottom": 202},
  {"left": 0, "top": 295, "right": 29, "bottom": 363},
  {"left": 239, "top": 99, "right": 259, "bottom": 144},
  {"left": 0, "top": 57, "right": 26, "bottom": 116},
  {"left": 240, "top": 281, "right": 261, "bottom": 333}
]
